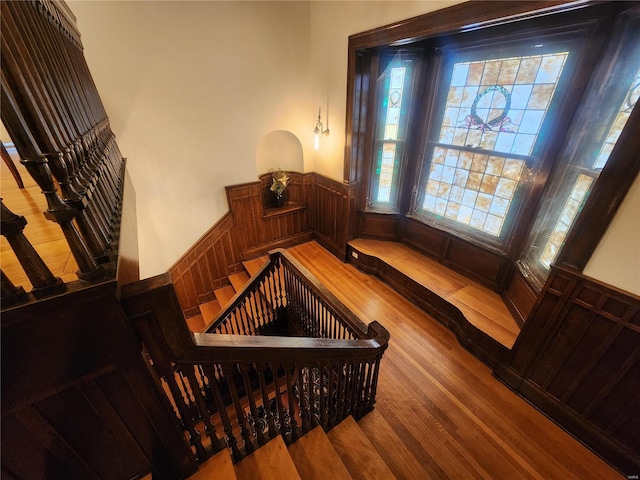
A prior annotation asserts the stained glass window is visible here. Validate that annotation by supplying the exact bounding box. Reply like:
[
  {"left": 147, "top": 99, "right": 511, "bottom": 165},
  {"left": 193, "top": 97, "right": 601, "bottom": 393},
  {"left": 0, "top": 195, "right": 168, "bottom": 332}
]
[
  {"left": 377, "top": 67, "right": 406, "bottom": 203},
  {"left": 420, "top": 50, "right": 570, "bottom": 237},
  {"left": 369, "top": 54, "right": 416, "bottom": 210},
  {"left": 540, "top": 173, "right": 593, "bottom": 267},
  {"left": 422, "top": 147, "right": 525, "bottom": 235},
  {"left": 593, "top": 67, "right": 640, "bottom": 169},
  {"left": 439, "top": 53, "right": 569, "bottom": 156},
  {"left": 538, "top": 65, "right": 640, "bottom": 268}
]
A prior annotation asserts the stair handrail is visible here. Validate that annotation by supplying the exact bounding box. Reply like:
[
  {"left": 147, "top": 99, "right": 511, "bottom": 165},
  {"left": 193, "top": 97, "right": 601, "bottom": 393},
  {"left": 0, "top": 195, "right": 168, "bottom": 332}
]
[{"left": 204, "top": 249, "right": 373, "bottom": 341}]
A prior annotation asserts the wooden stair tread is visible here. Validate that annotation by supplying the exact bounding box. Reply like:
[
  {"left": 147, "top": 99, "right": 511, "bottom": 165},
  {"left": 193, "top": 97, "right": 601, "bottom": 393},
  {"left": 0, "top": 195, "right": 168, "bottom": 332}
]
[
  {"left": 229, "top": 271, "right": 250, "bottom": 292},
  {"left": 358, "top": 409, "right": 432, "bottom": 479},
  {"left": 288, "top": 425, "right": 352, "bottom": 480},
  {"left": 243, "top": 256, "right": 268, "bottom": 276},
  {"left": 327, "top": 416, "right": 397, "bottom": 480},
  {"left": 186, "top": 313, "right": 206, "bottom": 333},
  {"left": 234, "top": 435, "right": 301, "bottom": 480},
  {"left": 188, "top": 449, "right": 236, "bottom": 480},
  {"left": 199, "top": 298, "right": 222, "bottom": 325},
  {"left": 214, "top": 285, "right": 236, "bottom": 308}
]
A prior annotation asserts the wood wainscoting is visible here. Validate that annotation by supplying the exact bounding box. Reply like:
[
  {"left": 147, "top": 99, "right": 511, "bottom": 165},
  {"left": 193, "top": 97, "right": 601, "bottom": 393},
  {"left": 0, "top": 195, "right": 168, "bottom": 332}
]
[
  {"left": 169, "top": 173, "right": 353, "bottom": 317},
  {"left": 496, "top": 265, "right": 640, "bottom": 474}
]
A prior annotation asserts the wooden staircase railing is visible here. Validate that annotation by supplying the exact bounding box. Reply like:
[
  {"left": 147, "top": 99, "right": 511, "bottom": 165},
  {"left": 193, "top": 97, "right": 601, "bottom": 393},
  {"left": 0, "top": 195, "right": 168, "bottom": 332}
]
[
  {"left": 1, "top": 0, "right": 125, "bottom": 305},
  {"left": 119, "top": 251, "right": 390, "bottom": 466}
]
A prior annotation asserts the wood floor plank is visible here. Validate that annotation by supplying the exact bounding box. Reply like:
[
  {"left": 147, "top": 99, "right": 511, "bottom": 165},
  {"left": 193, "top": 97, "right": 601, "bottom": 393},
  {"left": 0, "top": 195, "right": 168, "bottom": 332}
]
[
  {"left": 286, "top": 241, "right": 621, "bottom": 480},
  {"left": 357, "top": 409, "right": 435, "bottom": 480}
]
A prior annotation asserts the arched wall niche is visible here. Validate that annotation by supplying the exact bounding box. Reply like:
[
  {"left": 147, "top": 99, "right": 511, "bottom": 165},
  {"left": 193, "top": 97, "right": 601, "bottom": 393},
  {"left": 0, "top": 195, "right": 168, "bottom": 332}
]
[{"left": 256, "top": 130, "right": 304, "bottom": 175}]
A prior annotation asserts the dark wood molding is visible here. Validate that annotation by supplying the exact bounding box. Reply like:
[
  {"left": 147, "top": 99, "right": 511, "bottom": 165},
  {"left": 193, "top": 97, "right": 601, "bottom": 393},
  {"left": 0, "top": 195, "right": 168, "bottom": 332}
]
[{"left": 502, "top": 269, "right": 537, "bottom": 327}]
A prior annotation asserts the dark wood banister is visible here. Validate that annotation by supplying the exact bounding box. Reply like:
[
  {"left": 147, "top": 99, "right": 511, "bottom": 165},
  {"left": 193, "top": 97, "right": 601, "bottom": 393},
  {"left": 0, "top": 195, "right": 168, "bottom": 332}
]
[{"left": 205, "top": 249, "right": 374, "bottom": 340}]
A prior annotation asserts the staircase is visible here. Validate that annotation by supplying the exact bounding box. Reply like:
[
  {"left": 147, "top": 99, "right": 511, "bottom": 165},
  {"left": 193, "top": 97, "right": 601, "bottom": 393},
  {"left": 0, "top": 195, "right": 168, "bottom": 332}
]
[
  {"left": 187, "top": 415, "right": 396, "bottom": 480},
  {"left": 185, "top": 257, "right": 268, "bottom": 334},
  {"left": 181, "top": 258, "right": 396, "bottom": 479}
]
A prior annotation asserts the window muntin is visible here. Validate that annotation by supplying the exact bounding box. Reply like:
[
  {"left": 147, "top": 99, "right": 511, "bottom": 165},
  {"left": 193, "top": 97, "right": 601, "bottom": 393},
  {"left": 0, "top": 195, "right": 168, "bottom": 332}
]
[
  {"left": 422, "top": 147, "right": 526, "bottom": 236},
  {"left": 594, "top": 67, "right": 640, "bottom": 169},
  {"left": 418, "top": 48, "right": 572, "bottom": 240}
]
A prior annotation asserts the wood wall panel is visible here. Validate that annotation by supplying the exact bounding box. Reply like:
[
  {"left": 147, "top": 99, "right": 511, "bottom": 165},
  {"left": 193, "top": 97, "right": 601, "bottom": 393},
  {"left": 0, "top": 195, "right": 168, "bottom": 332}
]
[
  {"left": 309, "top": 174, "right": 355, "bottom": 259},
  {"left": 503, "top": 269, "right": 536, "bottom": 327},
  {"left": 359, "top": 212, "right": 401, "bottom": 241},
  {"left": 169, "top": 172, "right": 356, "bottom": 317},
  {"left": 170, "top": 172, "right": 316, "bottom": 316},
  {"left": 1, "top": 282, "right": 194, "bottom": 480},
  {"left": 495, "top": 266, "right": 640, "bottom": 474}
]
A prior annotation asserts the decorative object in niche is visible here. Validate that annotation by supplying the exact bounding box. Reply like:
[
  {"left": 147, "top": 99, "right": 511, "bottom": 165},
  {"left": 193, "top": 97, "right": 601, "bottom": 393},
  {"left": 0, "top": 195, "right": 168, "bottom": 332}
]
[{"left": 270, "top": 169, "right": 289, "bottom": 207}]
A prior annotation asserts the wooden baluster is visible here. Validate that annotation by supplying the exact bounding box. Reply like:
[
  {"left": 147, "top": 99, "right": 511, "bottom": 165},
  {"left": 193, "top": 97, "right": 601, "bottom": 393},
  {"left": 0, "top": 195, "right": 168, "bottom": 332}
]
[
  {"left": 239, "top": 364, "right": 266, "bottom": 446},
  {"left": 284, "top": 361, "right": 300, "bottom": 441},
  {"left": 221, "top": 364, "right": 255, "bottom": 454},
  {"left": 269, "top": 361, "right": 287, "bottom": 440},
  {"left": 182, "top": 366, "right": 223, "bottom": 453},
  {"left": 360, "top": 360, "right": 375, "bottom": 417},
  {"left": 0, "top": 200, "right": 65, "bottom": 298},
  {"left": 22, "top": 155, "right": 105, "bottom": 281},
  {"left": 13, "top": 1, "right": 119, "bottom": 247},
  {"left": 43, "top": 152, "right": 109, "bottom": 263},
  {"left": 257, "top": 363, "right": 276, "bottom": 438},
  {"left": 202, "top": 364, "right": 241, "bottom": 461},
  {"left": 1, "top": 269, "right": 28, "bottom": 307},
  {"left": 164, "top": 369, "right": 207, "bottom": 462},
  {"left": 1, "top": 143, "right": 24, "bottom": 189}
]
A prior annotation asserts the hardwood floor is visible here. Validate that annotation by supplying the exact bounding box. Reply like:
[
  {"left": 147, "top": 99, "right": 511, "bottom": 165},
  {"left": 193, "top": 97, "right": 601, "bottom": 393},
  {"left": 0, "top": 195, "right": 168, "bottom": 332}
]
[
  {"left": 286, "top": 241, "right": 621, "bottom": 479},
  {"left": 1, "top": 148, "right": 77, "bottom": 290}
]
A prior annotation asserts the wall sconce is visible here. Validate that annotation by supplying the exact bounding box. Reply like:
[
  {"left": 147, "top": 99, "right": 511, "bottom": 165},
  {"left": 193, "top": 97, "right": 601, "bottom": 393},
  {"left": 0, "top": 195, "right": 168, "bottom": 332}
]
[{"left": 313, "top": 107, "right": 329, "bottom": 150}]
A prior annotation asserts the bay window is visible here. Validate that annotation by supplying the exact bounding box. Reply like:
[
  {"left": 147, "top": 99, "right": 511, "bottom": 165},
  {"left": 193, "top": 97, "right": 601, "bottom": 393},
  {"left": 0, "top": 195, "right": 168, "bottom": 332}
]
[{"left": 354, "top": 2, "right": 640, "bottom": 294}]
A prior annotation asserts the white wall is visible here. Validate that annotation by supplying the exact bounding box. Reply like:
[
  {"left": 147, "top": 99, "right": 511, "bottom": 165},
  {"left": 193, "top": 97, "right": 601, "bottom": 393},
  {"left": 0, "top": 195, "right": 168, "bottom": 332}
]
[
  {"left": 70, "top": 0, "right": 640, "bottom": 296},
  {"left": 584, "top": 173, "right": 640, "bottom": 295},
  {"left": 69, "top": 1, "right": 313, "bottom": 278}
]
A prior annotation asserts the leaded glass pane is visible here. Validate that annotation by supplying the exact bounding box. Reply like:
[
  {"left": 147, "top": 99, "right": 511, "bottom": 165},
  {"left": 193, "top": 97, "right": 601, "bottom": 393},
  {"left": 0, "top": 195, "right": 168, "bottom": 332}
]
[
  {"left": 422, "top": 146, "right": 525, "bottom": 236},
  {"left": 593, "top": 67, "right": 640, "bottom": 169},
  {"left": 438, "top": 52, "right": 569, "bottom": 155},
  {"left": 540, "top": 174, "right": 593, "bottom": 267}
]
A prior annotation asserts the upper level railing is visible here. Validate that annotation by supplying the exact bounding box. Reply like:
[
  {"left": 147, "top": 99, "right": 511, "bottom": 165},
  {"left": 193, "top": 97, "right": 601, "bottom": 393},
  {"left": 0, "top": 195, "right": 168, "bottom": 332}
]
[
  {"left": 1, "top": 0, "right": 126, "bottom": 307},
  {"left": 120, "top": 250, "right": 390, "bottom": 464}
]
